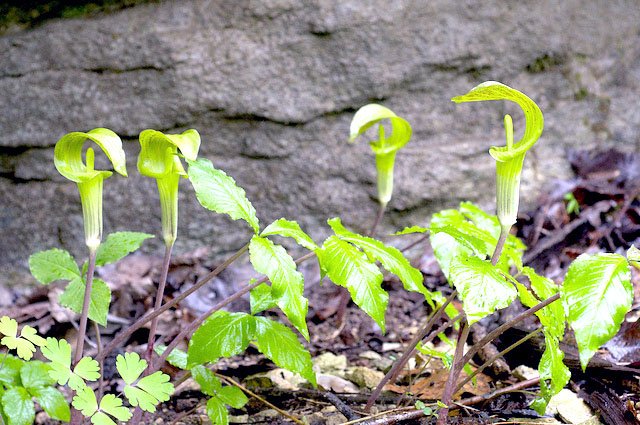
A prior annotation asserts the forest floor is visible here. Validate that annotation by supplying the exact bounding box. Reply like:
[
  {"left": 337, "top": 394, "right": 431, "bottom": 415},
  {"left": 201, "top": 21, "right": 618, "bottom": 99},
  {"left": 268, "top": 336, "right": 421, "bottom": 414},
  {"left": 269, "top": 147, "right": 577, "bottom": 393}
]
[{"left": 4, "top": 148, "right": 640, "bottom": 425}]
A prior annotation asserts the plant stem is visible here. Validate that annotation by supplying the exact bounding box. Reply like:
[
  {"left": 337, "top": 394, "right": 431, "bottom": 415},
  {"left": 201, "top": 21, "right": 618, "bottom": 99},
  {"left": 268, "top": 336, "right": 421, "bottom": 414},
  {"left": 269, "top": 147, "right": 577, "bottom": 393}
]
[
  {"left": 436, "top": 320, "right": 470, "bottom": 425},
  {"left": 74, "top": 250, "right": 96, "bottom": 365},
  {"left": 459, "top": 293, "right": 560, "bottom": 367},
  {"left": 146, "top": 242, "right": 174, "bottom": 361},
  {"left": 98, "top": 243, "right": 249, "bottom": 363},
  {"left": 151, "top": 251, "right": 317, "bottom": 372},
  {"left": 94, "top": 321, "right": 105, "bottom": 400},
  {"left": 368, "top": 203, "right": 386, "bottom": 237},
  {"left": 454, "top": 327, "right": 542, "bottom": 393},
  {"left": 490, "top": 225, "right": 510, "bottom": 266},
  {"left": 365, "top": 290, "right": 459, "bottom": 412}
]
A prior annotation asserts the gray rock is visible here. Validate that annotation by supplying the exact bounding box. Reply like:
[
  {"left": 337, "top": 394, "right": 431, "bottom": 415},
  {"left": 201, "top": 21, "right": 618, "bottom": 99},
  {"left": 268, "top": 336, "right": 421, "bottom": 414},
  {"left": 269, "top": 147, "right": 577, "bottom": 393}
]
[{"left": 2, "top": 0, "right": 640, "bottom": 284}]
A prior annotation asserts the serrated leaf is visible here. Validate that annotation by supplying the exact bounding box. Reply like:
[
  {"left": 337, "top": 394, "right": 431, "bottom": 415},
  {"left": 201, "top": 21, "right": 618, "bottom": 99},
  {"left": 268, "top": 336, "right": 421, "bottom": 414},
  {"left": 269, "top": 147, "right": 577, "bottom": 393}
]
[
  {"left": 249, "top": 236, "right": 309, "bottom": 340},
  {"left": 328, "top": 218, "right": 431, "bottom": 301},
  {"left": 41, "top": 338, "right": 99, "bottom": 391},
  {"left": 1, "top": 387, "right": 35, "bottom": 425},
  {"left": 20, "top": 361, "right": 55, "bottom": 389},
  {"left": 317, "top": 236, "right": 387, "bottom": 332},
  {"left": 124, "top": 371, "right": 173, "bottom": 413},
  {"left": 28, "top": 249, "right": 80, "bottom": 284},
  {"left": 206, "top": 397, "right": 228, "bottom": 425},
  {"left": 449, "top": 256, "right": 517, "bottom": 325},
  {"left": 154, "top": 345, "right": 188, "bottom": 370},
  {"left": 261, "top": 218, "right": 318, "bottom": 251},
  {"left": 187, "top": 312, "right": 254, "bottom": 367},
  {"left": 0, "top": 355, "right": 23, "bottom": 386},
  {"left": 0, "top": 318, "right": 45, "bottom": 361},
  {"left": 520, "top": 267, "right": 564, "bottom": 339},
  {"left": 250, "top": 283, "right": 277, "bottom": 315},
  {"left": 191, "top": 365, "right": 222, "bottom": 396},
  {"left": 253, "top": 317, "right": 316, "bottom": 386},
  {"left": 187, "top": 158, "right": 259, "bottom": 234},
  {"left": 59, "top": 277, "right": 111, "bottom": 326},
  {"left": 31, "top": 387, "right": 70, "bottom": 422},
  {"left": 561, "top": 253, "right": 633, "bottom": 370},
  {"left": 95, "top": 232, "right": 154, "bottom": 267},
  {"left": 530, "top": 332, "right": 571, "bottom": 414},
  {"left": 393, "top": 225, "right": 428, "bottom": 235},
  {"left": 217, "top": 386, "right": 248, "bottom": 409}
]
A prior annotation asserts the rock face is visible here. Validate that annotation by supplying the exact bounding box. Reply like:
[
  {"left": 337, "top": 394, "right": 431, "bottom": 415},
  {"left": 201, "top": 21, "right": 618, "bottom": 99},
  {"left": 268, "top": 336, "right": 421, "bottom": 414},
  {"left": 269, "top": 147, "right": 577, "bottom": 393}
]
[{"left": 2, "top": 0, "right": 640, "bottom": 284}]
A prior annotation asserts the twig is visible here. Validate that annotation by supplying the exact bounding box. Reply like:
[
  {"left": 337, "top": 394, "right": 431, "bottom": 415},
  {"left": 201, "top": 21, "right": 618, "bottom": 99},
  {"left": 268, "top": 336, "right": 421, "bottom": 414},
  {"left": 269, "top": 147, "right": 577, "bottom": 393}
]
[
  {"left": 341, "top": 407, "right": 416, "bottom": 425},
  {"left": 215, "top": 373, "right": 305, "bottom": 425},
  {"left": 324, "top": 392, "right": 360, "bottom": 420},
  {"left": 457, "top": 377, "right": 540, "bottom": 406},
  {"left": 365, "top": 290, "right": 459, "bottom": 411},
  {"left": 168, "top": 401, "right": 202, "bottom": 425}
]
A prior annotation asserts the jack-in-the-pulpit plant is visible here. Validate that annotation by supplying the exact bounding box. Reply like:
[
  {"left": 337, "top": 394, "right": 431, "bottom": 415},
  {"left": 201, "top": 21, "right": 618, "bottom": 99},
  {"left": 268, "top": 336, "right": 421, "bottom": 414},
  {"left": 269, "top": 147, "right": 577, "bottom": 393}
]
[
  {"left": 452, "top": 81, "right": 543, "bottom": 263},
  {"left": 349, "top": 104, "right": 412, "bottom": 208}
]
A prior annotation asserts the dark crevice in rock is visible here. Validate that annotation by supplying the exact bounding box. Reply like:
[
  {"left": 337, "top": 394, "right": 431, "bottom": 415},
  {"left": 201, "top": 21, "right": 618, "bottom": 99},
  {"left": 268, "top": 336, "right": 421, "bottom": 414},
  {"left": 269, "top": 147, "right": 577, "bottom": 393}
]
[
  {"left": 0, "top": 64, "right": 168, "bottom": 79},
  {"left": 0, "top": 172, "right": 48, "bottom": 184}
]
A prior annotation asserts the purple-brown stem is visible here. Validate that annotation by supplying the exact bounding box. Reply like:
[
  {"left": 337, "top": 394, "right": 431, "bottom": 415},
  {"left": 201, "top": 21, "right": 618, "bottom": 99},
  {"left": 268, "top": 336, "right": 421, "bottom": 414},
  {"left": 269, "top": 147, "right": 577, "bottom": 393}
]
[
  {"left": 146, "top": 243, "right": 174, "bottom": 361},
  {"left": 436, "top": 320, "right": 470, "bottom": 425}
]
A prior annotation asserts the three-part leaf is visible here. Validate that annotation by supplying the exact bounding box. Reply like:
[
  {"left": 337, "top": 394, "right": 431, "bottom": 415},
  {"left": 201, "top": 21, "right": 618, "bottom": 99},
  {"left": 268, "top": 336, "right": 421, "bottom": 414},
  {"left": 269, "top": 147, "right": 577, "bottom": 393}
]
[
  {"left": 72, "top": 387, "right": 132, "bottom": 425},
  {"left": 41, "top": 338, "right": 99, "bottom": 391},
  {"left": 187, "top": 158, "right": 260, "bottom": 234},
  {"left": 0, "top": 317, "right": 46, "bottom": 360},
  {"left": 116, "top": 352, "right": 174, "bottom": 413},
  {"left": 316, "top": 236, "right": 387, "bottom": 332},
  {"left": 249, "top": 236, "right": 309, "bottom": 340},
  {"left": 562, "top": 253, "right": 633, "bottom": 370}
]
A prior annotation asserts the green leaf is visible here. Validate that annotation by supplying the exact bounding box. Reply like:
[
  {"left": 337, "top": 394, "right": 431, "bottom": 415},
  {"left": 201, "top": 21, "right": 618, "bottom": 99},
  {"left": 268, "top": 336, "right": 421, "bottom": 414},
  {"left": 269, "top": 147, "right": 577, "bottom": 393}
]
[
  {"left": 187, "top": 158, "right": 259, "bottom": 234},
  {"left": 316, "top": 236, "right": 387, "bottom": 332},
  {"left": 561, "top": 253, "right": 633, "bottom": 370},
  {"left": 328, "top": 218, "right": 431, "bottom": 302},
  {"left": 95, "top": 232, "right": 154, "bottom": 267},
  {"left": 530, "top": 332, "right": 571, "bottom": 414},
  {"left": 253, "top": 317, "right": 316, "bottom": 386},
  {"left": 0, "top": 355, "right": 24, "bottom": 386},
  {"left": 20, "top": 361, "right": 55, "bottom": 389},
  {"left": 28, "top": 249, "right": 80, "bottom": 284},
  {"left": 218, "top": 386, "right": 248, "bottom": 409},
  {"left": 191, "top": 366, "right": 222, "bottom": 396},
  {"left": 520, "top": 267, "right": 564, "bottom": 339},
  {"left": 31, "top": 387, "right": 71, "bottom": 422},
  {"left": 393, "top": 225, "right": 428, "bottom": 235},
  {"left": 54, "top": 128, "right": 128, "bottom": 183},
  {"left": 41, "top": 338, "right": 99, "bottom": 391},
  {"left": 249, "top": 236, "right": 309, "bottom": 340},
  {"left": 206, "top": 397, "right": 228, "bottom": 425},
  {"left": 250, "top": 283, "right": 277, "bottom": 315},
  {"left": 187, "top": 312, "right": 255, "bottom": 367},
  {"left": 71, "top": 386, "right": 98, "bottom": 418},
  {"left": 59, "top": 277, "right": 111, "bottom": 326},
  {"left": 261, "top": 218, "right": 318, "bottom": 251},
  {"left": 1, "top": 387, "right": 35, "bottom": 425},
  {"left": 154, "top": 345, "right": 188, "bottom": 370},
  {"left": 116, "top": 352, "right": 173, "bottom": 412},
  {"left": 448, "top": 256, "right": 517, "bottom": 325},
  {"left": 98, "top": 394, "right": 132, "bottom": 422},
  {"left": 0, "top": 317, "right": 45, "bottom": 361}
]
